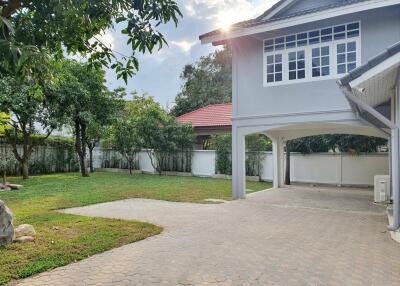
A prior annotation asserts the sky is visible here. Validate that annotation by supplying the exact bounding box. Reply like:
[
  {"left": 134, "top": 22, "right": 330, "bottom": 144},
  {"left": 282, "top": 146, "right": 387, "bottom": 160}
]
[{"left": 100, "top": 0, "right": 279, "bottom": 108}]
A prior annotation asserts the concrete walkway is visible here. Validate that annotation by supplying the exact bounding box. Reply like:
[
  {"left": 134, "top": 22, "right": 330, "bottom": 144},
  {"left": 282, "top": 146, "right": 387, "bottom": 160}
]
[{"left": 15, "top": 186, "right": 400, "bottom": 286}]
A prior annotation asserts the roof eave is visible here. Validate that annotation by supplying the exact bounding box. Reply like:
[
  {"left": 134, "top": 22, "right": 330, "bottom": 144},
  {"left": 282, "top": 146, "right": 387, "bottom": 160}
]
[{"left": 200, "top": 0, "right": 398, "bottom": 45}]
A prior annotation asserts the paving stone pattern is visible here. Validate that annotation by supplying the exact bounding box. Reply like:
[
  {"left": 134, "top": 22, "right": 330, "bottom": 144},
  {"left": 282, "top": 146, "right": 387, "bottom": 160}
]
[{"left": 15, "top": 186, "right": 400, "bottom": 286}]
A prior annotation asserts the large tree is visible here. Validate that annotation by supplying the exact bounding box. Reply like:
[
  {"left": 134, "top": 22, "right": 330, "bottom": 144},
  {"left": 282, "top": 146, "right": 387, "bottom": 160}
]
[
  {"left": 0, "top": 0, "right": 182, "bottom": 81},
  {"left": 171, "top": 47, "right": 232, "bottom": 116},
  {"left": 131, "top": 95, "right": 194, "bottom": 175},
  {"left": 112, "top": 116, "right": 143, "bottom": 175},
  {"left": 0, "top": 75, "right": 61, "bottom": 179},
  {"left": 55, "top": 60, "right": 120, "bottom": 177}
]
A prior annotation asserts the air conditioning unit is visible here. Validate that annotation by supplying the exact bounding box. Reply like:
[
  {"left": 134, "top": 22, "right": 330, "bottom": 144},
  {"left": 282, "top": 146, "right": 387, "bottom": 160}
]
[{"left": 374, "top": 175, "right": 391, "bottom": 203}]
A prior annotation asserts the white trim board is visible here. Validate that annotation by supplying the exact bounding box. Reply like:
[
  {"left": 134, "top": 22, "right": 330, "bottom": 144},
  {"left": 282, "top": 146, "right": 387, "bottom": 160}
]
[
  {"left": 349, "top": 53, "right": 400, "bottom": 88},
  {"left": 201, "top": 0, "right": 400, "bottom": 45}
]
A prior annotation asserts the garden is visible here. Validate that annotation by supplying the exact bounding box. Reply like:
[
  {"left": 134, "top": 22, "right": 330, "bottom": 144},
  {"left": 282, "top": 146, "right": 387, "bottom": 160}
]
[{"left": 0, "top": 172, "right": 270, "bottom": 284}]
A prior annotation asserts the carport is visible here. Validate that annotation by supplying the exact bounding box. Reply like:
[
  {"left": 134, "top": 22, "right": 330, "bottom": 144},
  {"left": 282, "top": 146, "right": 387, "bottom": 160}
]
[{"left": 338, "top": 40, "right": 400, "bottom": 233}]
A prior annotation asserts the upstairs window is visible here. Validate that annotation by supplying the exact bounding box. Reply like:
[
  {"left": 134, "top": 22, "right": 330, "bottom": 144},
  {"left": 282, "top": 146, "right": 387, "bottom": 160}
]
[
  {"left": 312, "top": 46, "right": 330, "bottom": 77},
  {"left": 263, "top": 21, "right": 361, "bottom": 86},
  {"left": 337, "top": 42, "right": 357, "bottom": 74},
  {"left": 288, "top": 51, "right": 305, "bottom": 80},
  {"left": 266, "top": 54, "right": 283, "bottom": 83}
]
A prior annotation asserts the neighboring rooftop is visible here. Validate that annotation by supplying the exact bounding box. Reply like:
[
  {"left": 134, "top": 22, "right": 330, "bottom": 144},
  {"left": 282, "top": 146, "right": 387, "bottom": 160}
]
[
  {"left": 176, "top": 104, "right": 232, "bottom": 128},
  {"left": 200, "top": 0, "right": 369, "bottom": 41}
]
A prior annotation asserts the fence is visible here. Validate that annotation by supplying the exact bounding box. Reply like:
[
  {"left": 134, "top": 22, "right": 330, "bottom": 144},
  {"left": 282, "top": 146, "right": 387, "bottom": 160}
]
[
  {"left": 94, "top": 148, "right": 389, "bottom": 187},
  {"left": 0, "top": 144, "right": 79, "bottom": 176}
]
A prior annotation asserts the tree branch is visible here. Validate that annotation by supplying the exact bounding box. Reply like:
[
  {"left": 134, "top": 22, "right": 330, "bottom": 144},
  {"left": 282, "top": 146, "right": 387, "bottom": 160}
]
[{"left": 1, "top": 0, "right": 21, "bottom": 18}]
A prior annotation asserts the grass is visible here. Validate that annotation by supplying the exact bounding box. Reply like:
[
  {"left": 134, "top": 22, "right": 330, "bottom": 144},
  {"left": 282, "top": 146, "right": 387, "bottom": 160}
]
[{"left": 0, "top": 172, "right": 271, "bottom": 284}]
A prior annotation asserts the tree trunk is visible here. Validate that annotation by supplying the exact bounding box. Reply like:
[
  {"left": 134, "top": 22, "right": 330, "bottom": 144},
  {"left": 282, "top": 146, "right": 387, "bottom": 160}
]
[
  {"left": 89, "top": 146, "right": 94, "bottom": 173},
  {"left": 79, "top": 155, "right": 89, "bottom": 177},
  {"left": 285, "top": 143, "right": 291, "bottom": 185},
  {"left": 2, "top": 170, "right": 6, "bottom": 186},
  {"left": 75, "top": 120, "right": 89, "bottom": 177},
  {"left": 21, "top": 159, "right": 29, "bottom": 180}
]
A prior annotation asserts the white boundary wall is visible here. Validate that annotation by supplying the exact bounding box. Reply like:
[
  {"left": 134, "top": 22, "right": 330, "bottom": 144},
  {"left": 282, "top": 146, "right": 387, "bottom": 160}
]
[
  {"left": 94, "top": 149, "right": 389, "bottom": 187},
  {"left": 261, "top": 153, "right": 389, "bottom": 186}
]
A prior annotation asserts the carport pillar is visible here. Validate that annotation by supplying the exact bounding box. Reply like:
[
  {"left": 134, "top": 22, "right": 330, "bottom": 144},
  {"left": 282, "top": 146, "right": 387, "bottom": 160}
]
[
  {"left": 272, "top": 137, "right": 285, "bottom": 188},
  {"left": 232, "top": 126, "right": 246, "bottom": 199}
]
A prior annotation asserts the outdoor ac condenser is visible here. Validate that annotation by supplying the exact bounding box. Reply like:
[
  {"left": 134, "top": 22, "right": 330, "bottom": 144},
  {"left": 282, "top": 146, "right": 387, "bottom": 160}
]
[{"left": 374, "top": 175, "right": 391, "bottom": 203}]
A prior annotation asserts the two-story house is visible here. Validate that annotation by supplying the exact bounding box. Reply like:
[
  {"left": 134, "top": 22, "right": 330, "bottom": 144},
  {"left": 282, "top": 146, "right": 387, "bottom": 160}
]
[{"left": 200, "top": 0, "right": 400, "bottom": 231}]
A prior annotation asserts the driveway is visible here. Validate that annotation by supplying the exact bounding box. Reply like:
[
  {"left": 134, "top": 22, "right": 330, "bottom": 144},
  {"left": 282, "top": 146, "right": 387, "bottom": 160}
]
[{"left": 15, "top": 186, "right": 400, "bottom": 286}]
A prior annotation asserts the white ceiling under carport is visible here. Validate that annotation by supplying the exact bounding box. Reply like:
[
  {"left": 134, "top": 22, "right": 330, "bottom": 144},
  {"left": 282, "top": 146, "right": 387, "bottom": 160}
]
[{"left": 350, "top": 60, "right": 400, "bottom": 108}]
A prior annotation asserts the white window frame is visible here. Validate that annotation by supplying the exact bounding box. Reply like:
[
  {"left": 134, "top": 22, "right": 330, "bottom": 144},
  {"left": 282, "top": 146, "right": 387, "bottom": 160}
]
[
  {"left": 264, "top": 50, "right": 284, "bottom": 83},
  {"left": 263, "top": 21, "right": 362, "bottom": 87}
]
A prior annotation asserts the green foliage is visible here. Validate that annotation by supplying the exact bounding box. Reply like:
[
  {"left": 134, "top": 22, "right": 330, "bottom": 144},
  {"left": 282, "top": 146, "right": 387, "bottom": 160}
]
[
  {"left": 52, "top": 60, "right": 122, "bottom": 177},
  {"left": 289, "top": 135, "right": 387, "bottom": 154},
  {"left": 0, "top": 134, "right": 74, "bottom": 148},
  {"left": 111, "top": 114, "right": 143, "bottom": 173},
  {"left": 106, "top": 94, "right": 195, "bottom": 174},
  {"left": 171, "top": 47, "right": 232, "bottom": 116},
  {"left": 211, "top": 134, "right": 272, "bottom": 177},
  {"left": 0, "top": 71, "right": 63, "bottom": 178},
  {"left": 0, "top": 0, "right": 182, "bottom": 82},
  {"left": 0, "top": 136, "right": 79, "bottom": 176},
  {"left": 212, "top": 134, "right": 232, "bottom": 175},
  {"left": 133, "top": 95, "right": 194, "bottom": 174},
  {"left": 246, "top": 134, "right": 272, "bottom": 152},
  {"left": 0, "top": 112, "right": 10, "bottom": 134},
  {"left": 0, "top": 76, "right": 60, "bottom": 133}
]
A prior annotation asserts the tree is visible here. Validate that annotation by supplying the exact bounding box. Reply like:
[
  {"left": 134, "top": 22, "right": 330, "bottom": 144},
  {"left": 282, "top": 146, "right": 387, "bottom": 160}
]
[
  {"left": 132, "top": 95, "right": 194, "bottom": 175},
  {"left": 0, "top": 113, "right": 14, "bottom": 188},
  {"left": 0, "top": 139, "right": 16, "bottom": 188},
  {"left": 55, "top": 60, "right": 120, "bottom": 177},
  {"left": 112, "top": 117, "right": 143, "bottom": 175},
  {"left": 0, "top": 76, "right": 61, "bottom": 179},
  {"left": 0, "top": 0, "right": 182, "bottom": 81},
  {"left": 86, "top": 120, "right": 104, "bottom": 173},
  {"left": 171, "top": 47, "right": 232, "bottom": 116}
]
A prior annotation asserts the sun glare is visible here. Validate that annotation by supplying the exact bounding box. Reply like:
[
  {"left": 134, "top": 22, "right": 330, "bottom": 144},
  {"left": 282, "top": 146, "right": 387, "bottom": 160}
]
[{"left": 217, "top": 12, "right": 235, "bottom": 32}]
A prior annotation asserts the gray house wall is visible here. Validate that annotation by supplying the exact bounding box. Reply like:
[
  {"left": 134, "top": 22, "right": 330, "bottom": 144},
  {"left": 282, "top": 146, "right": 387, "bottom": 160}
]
[{"left": 232, "top": 6, "right": 400, "bottom": 118}]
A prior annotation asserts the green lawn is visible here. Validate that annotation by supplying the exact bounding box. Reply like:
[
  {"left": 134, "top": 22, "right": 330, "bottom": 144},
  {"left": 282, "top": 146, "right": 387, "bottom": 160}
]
[{"left": 0, "top": 172, "right": 271, "bottom": 284}]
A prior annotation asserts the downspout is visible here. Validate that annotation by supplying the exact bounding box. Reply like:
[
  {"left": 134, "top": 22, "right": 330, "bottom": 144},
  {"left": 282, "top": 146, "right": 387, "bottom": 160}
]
[{"left": 339, "top": 84, "right": 399, "bottom": 231}]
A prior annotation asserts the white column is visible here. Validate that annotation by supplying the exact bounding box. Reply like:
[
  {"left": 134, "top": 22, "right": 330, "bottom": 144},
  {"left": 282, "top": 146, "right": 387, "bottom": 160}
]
[
  {"left": 272, "top": 136, "right": 284, "bottom": 188},
  {"left": 393, "top": 75, "right": 400, "bottom": 226},
  {"left": 232, "top": 125, "right": 246, "bottom": 199}
]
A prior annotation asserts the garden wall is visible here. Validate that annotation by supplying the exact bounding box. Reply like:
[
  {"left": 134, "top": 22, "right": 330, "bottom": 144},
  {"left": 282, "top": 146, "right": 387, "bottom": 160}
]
[
  {"left": 1, "top": 144, "right": 79, "bottom": 176},
  {"left": 94, "top": 148, "right": 389, "bottom": 187}
]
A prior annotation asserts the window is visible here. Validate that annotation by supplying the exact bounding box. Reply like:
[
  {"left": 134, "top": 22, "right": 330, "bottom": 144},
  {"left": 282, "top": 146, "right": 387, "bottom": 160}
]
[
  {"left": 266, "top": 54, "right": 283, "bottom": 83},
  {"left": 321, "top": 28, "right": 333, "bottom": 42},
  {"left": 263, "top": 21, "right": 360, "bottom": 52},
  {"left": 308, "top": 30, "right": 320, "bottom": 45},
  {"left": 263, "top": 21, "right": 361, "bottom": 86},
  {"left": 312, "top": 46, "right": 330, "bottom": 77},
  {"left": 288, "top": 51, "right": 305, "bottom": 80},
  {"left": 337, "top": 42, "right": 357, "bottom": 74}
]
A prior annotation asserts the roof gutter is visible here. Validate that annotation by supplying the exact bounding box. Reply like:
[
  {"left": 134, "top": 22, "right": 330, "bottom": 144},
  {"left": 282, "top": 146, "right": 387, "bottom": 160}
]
[{"left": 339, "top": 83, "right": 399, "bottom": 231}]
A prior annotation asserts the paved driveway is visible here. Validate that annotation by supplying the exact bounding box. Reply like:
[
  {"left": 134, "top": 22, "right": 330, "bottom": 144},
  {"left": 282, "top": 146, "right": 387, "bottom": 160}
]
[{"left": 15, "top": 186, "right": 400, "bottom": 286}]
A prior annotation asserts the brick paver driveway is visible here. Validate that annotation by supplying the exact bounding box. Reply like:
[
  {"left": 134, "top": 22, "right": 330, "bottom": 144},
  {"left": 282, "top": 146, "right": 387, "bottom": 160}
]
[{"left": 15, "top": 186, "right": 400, "bottom": 286}]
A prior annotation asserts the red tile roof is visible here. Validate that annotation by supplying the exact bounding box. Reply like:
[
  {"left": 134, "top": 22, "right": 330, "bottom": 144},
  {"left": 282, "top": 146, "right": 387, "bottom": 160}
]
[{"left": 176, "top": 104, "right": 232, "bottom": 128}]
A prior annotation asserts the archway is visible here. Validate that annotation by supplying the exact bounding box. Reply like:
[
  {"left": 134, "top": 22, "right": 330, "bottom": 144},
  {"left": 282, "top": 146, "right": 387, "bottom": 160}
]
[{"left": 232, "top": 121, "right": 388, "bottom": 199}]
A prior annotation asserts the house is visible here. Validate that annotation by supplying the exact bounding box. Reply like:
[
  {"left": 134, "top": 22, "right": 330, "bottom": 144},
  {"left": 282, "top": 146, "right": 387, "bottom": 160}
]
[
  {"left": 200, "top": 0, "right": 400, "bottom": 230},
  {"left": 177, "top": 103, "right": 232, "bottom": 149}
]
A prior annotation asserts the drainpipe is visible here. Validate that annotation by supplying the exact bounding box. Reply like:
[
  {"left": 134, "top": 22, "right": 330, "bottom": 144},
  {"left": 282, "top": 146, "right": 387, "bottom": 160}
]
[{"left": 339, "top": 85, "right": 400, "bottom": 231}]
